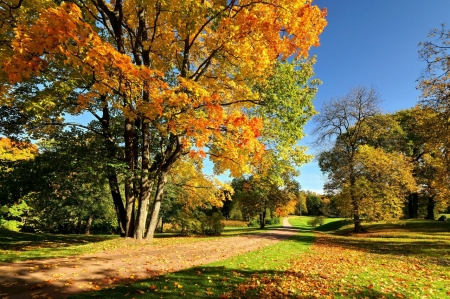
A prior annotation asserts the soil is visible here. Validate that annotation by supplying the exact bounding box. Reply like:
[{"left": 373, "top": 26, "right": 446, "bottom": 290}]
[{"left": 0, "top": 218, "right": 297, "bottom": 299}]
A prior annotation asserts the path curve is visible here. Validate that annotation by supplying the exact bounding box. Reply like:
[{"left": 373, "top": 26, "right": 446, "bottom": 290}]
[{"left": 0, "top": 218, "right": 297, "bottom": 299}]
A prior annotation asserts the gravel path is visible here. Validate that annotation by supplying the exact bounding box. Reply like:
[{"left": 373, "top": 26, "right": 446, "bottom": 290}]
[{"left": 0, "top": 218, "right": 297, "bottom": 299}]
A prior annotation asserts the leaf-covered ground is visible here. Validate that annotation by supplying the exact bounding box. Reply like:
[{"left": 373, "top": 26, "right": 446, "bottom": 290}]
[
  {"left": 1, "top": 218, "right": 449, "bottom": 299},
  {"left": 0, "top": 224, "right": 296, "bottom": 299},
  {"left": 229, "top": 220, "right": 450, "bottom": 299}
]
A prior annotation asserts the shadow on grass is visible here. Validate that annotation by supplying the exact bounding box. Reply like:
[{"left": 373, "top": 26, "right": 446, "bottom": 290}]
[
  {"left": 0, "top": 229, "right": 116, "bottom": 252},
  {"left": 66, "top": 264, "right": 411, "bottom": 299}
]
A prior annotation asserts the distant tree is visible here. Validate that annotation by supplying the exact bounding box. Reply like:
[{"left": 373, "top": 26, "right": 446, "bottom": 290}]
[
  {"left": 306, "top": 192, "right": 323, "bottom": 216},
  {"left": 296, "top": 191, "right": 308, "bottom": 216},
  {"left": 418, "top": 25, "right": 450, "bottom": 219},
  {"left": 313, "top": 86, "right": 382, "bottom": 232}
]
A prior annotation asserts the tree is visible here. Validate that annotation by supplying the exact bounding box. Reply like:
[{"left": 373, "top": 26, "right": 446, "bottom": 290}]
[
  {"left": 314, "top": 86, "right": 382, "bottom": 232},
  {"left": 1, "top": 1, "right": 327, "bottom": 240},
  {"left": 418, "top": 26, "right": 450, "bottom": 219},
  {"left": 305, "top": 192, "right": 323, "bottom": 216},
  {"left": 1, "top": 130, "right": 117, "bottom": 234},
  {"left": 231, "top": 150, "right": 300, "bottom": 229}
]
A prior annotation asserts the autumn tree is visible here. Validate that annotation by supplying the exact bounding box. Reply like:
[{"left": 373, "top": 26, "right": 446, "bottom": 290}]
[
  {"left": 314, "top": 86, "right": 383, "bottom": 232},
  {"left": 418, "top": 25, "right": 450, "bottom": 218},
  {"left": 1, "top": 0, "right": 327, "bottom": 240}
]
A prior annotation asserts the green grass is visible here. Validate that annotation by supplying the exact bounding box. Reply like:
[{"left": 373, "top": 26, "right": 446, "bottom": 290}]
[
  {"left": 68, "top": 231, "right": 314, "bottom": 299},
  {"left": 288, "top": 215, "right": 350, "bottom": 231},
  {"left": 0, "top": 229, "right": 119, "bottom": 262}
]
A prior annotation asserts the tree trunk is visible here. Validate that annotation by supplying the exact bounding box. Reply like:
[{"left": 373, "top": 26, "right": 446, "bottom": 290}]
[
  {"left": 124, "top": 117, "right": 136, "bottom": 237},
  {"left": 259, "top": 210, "right": 266, "bottom": 229},
  {"left": 145, "top": 172, "right": 168, "bottom": 240},
  {"left": 425, "top": 197, "right": 435, "bottom": 220},
  {"left": 100, "top": 102, "right": 126, "bottom": 236},
  {"left": 134, "top": 121, "right": 153, "bottom": 239},
  {"left": 85, "top": 215, "right": 93, "bottom": 235},
  {"left": 407, "top": 192, "right": 419, "bottom": 218},
  {"left": 350, "top": 171, "right": 363, "bottom": 233}
]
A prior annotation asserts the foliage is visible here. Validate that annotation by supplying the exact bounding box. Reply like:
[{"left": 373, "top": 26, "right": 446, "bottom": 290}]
[
  {"left": 314, "top": 86, "right": 383, "bottom": 232},
  {"left": 264, "top": 217, "right": 281, "bottom": 225},
  {"left": 0, "top": 0, "right": 326, "bottom": 240},
  {"left": 0, "top": 131, "right": 118, "bottom": 234},
  {"left": 0, "top": 200, "right": 30, "bottom": 231},
  {"left": 295, "top": 191, "right": 308, "bottom": 215},
  {"left": 305, "top": 192, "right": 323, "bottom": 216},
  {"left": 306, "top": 215, "right": 325, "bottom": 227},
  {"left": 199, "top": 212, "right": 225, "bottom": 235}
]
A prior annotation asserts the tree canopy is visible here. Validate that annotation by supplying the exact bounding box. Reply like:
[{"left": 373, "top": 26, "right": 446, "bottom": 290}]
[{"left": 0, "top": 0, "right": 327, "bottom": 239}]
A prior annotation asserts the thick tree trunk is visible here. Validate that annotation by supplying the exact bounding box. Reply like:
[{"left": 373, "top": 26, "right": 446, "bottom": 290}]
[
  {"left": 85, "top": 215, "right": 93, "bottom": 235},
  {"left": 134, "top": 121, "right": 153, "bottom": 239},
  {"left": 407, "top": 193, "right": 419, "bottom": 218},
  {"left": 425, "top": 197, "right": 435, "bottom": 220},
  {"left": 145, "top": 172, "right": 167, "bottom": 240},
  {"left": 124, "top": 117, "right": 136, "bottom": 237}
]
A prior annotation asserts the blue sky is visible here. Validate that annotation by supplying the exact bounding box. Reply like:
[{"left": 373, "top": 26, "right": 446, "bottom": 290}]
[{"left": 294, "top": 0, "right": 450, "bottom": 194}]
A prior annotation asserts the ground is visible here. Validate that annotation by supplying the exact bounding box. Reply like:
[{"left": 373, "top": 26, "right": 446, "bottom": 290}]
[{"left": 0, "top": 218, "right": 296, "bottom": 299}]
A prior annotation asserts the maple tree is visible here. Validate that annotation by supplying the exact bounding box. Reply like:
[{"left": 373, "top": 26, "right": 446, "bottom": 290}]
[{"left": 0, "top": 0, "right": 326, "bottom": 239}]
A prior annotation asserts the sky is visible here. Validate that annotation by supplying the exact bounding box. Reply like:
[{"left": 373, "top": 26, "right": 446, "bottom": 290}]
[{"left": 293, "top": 0, "right": 450, "bottom": 194}]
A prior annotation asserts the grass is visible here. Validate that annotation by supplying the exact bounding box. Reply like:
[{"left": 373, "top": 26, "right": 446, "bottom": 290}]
[
  {"left": 66, "top": 217, "right": 450, "bottom": 298},
  {"left": 3, "top": 217, "right": 450, "bottom": 298}
]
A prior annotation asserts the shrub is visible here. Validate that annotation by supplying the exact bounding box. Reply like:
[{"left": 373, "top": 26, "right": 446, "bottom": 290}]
[
  {"left": 307, "top": 216, "right": 325, "bottom": 227},
  {"left": 248, "top": 218, "right": 260, "bottom": 227},
  {"left": 200, "top": 212, "right": 224, "bottom": 235},
  {"left": 265, "top": 217, "right": 281, "bottom": 225},
  {"left": 172, "top": 211, "right": 202, "bottom": 236}
]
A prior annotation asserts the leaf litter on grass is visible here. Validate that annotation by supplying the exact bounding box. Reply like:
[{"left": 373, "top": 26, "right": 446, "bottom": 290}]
[{"left": 228, "top": 232, "right": 450, "bottom": 299}]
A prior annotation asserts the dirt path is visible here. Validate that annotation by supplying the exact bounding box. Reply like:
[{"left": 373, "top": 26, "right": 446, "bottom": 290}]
[{"left": 0, "top": 219, "right": 297, "bottom": 299}]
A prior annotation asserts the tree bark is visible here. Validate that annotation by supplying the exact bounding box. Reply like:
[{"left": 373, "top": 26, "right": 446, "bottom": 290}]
[
  {"left": 134, "top": 120, "right": 153, "bottom": 239},
  {"left": 350, "top": 170, "right": 363, "bottom": 233},
  {"left": 145, "top": 172, "right": 168, "bottom": 240},
  {"left": 259, "top": 210, "right": 266, "bottom": 229},
  {"left": 85, "top": 215, "right": 93, "bottom": 235},
  {"left": 124, "top": 117, "right": 136, "bottom": 237},
  {"left": 407, "top": 192, "right": 419, "bottom": 218},
  {"left": 100, "top": 103, "right": 126, "bottom": 236},
  {"left": 425, "top": 196, "right": 435, "bottom": 220}
]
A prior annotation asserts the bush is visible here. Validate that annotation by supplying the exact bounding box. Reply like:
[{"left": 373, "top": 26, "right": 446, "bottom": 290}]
[
  {"left": 265, "top": 217, "right": 281, "bottom": 225},
  {"left": 200, "top": 212, "right": 224, "bottom": 235},
  {"left": 307, "top": 216, "right": 325, "bottom": 227},
  {"left": 248, "top": 218, "right": 260, "bottom": 227},
  {"left": 171, "top": 211, "right": 199, "bottom": 235}
]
